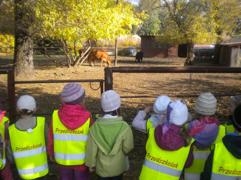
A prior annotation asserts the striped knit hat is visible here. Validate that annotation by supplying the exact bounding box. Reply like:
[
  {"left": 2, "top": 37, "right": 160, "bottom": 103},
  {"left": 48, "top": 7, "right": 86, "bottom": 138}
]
[
  {"left": 61, "top": 83, "right": 85, "bottom": 103},
  {"left": 195, "top": 92, "right": 217, "bottom": 116}
]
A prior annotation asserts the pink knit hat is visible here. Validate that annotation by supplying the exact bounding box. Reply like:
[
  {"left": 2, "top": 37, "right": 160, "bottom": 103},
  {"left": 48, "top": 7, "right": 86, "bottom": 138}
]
[{"left": 61, "top": 83, "right": 85, "bottom": 103}]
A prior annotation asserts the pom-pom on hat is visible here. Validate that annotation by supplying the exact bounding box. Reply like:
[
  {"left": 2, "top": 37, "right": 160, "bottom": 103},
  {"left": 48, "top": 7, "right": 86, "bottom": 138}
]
[
  {"left": 153, "top": 95, "right": 171, "bottom": 114},
  {"left": 61, "top": 83, "right": 85, "bottom": 103},
  {"left": 195, "top": 92, "right": 217, "bottom": 116},
  {"left": 168, "top": 100, "right": 188, "bottom": 126},
  {"left": 17, "top": 95, "right": 36, "bottom": 112},
  {"left": 101, "top": 90, "right": 121, "bottom": 112}
]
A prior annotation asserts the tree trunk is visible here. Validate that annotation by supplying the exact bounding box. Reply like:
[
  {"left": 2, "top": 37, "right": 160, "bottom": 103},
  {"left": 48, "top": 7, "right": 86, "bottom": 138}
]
[
  {"left": 185, "top": 42, "right": 194, "bottom": 65},
  {"left": 14, "top": 0, "right": 35, "bottom": 75}
]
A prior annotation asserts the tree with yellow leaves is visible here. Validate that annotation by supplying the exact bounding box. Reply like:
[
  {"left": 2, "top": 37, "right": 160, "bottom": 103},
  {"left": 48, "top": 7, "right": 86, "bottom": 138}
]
[{"left": 35, "top": 0, "right": 142, "bottom": 67}]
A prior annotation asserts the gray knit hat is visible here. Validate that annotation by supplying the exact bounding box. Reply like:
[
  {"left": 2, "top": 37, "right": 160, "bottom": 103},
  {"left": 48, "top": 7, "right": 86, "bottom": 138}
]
[
  {"left": 195, "top": 92, "right": 217, "bottom": 116},
  {"left": 61, "top": 83, "right": 85, "bottom": 103}
]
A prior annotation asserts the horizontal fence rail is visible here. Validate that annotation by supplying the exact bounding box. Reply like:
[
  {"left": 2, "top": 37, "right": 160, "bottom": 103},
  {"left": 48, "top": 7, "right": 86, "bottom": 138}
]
[
  {"left": 15, "top": 79, "right": 104, "bottom": 84},
  {"left": 105, "top": 66, "right": 241, "bottom": 98},
  {"left": 15, "top": 79, "right": 104, "bottom": 96},
  {"left": 107, "top": 66, "right": 241, "bottom": 73}
]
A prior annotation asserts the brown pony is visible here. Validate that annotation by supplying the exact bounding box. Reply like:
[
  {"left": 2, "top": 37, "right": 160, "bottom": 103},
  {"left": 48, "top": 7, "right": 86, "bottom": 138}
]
[{"left": 88, "top": 49, "right": 112, "bottom": 67}]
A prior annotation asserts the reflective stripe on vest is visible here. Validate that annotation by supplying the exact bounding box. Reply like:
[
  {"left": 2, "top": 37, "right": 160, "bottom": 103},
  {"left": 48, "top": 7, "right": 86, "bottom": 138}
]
[
  {"left": 55, "top": 153, "right": 85, "bottom": 160},
  {"left": 53, "top": 110, "right": 90, "bottom": 166},
  {"left": 54, "top": 134, "right": 88, "bottom": 141},
  {"left": 144, "top": 159, "right": 181, "bottom": 177},
  {"left": 140, "top": 125, "right": 192, "bottom": 180},
  {"left": 13, "top": 146, "right": 46, "bottom": 158},
  {"left": 211, "top": 142, "right": 241, "bottom": 179},
  {"left": 18, "top": 163, "right": 48, "bottom": 175},
  {"left": 0, "top": 116, "right": 8, "bottom": 170},
  {"left": 9, "top": 117, "right": 48, "bottom": 180}
]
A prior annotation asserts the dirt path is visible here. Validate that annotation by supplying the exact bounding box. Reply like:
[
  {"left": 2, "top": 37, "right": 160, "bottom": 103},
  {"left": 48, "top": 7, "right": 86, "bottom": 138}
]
[{"left": 1, "top": 56, "right": 241, "bottom": 179}]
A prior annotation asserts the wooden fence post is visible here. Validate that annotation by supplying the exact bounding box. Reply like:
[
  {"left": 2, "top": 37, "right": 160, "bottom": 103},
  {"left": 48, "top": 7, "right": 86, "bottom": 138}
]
[
  {"left": 104, "top": 68, "right": 113, "bottom": 91},
  {"left": 7, "top": 67, "right": 16, "bottom": 123}
]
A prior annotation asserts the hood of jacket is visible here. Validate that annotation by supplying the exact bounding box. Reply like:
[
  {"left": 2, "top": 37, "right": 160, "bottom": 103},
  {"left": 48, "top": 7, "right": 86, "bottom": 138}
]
[
  {"left": 90, "top": 116, "right": 129, "bottom": 155},
  {"left": 58, "top": 104, "right": 91, "bottom": 130},
  {"left": 223, "top": 134, "right": 241, "bottom": 159},
  {"left": 154, "top": 123, "right": 186, "bottom": 151},
  {"left": 0, "top": 111, "right": 5, "bottom": 123}
]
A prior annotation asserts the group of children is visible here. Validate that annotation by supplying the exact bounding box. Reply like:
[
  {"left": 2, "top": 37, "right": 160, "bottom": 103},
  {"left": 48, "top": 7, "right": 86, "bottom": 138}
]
[{"left": 0, "top": 83, "right": 240, "bottom": 180}]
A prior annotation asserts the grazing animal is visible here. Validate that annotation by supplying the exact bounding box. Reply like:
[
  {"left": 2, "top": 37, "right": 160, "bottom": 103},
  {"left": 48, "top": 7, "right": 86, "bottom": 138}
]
[
  {"left": 88, "top": 49, "right": 112, "bottom": 67},
  {"left": 135, "top": 50, "right": 144, "bottom": 63}
]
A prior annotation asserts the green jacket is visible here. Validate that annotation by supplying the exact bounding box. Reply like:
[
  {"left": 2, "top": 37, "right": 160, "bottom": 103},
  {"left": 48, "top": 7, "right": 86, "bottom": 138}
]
[{"left": 85, "top": 116, "right": 134, "bottom": 177}]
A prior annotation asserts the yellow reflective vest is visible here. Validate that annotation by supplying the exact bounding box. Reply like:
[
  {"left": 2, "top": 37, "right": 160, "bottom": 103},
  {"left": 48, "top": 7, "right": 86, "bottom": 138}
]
[
  {"left": 52, "top": 110, "right": 90, "bottom": 166},
  {"left": 212, "top": 141, "right": 241, "bottom": 179},
  {"left": 140, "top": 122, "right": 192, "bottom": 180},
  {"left": 9, "top": 117, "right": 48, "bottom": 180},
  {"left": 184, "top": 125, "right": 226, "bottom": 180},
  {"left": 0, "top": 116, "right": 8, "bottom": 170}
]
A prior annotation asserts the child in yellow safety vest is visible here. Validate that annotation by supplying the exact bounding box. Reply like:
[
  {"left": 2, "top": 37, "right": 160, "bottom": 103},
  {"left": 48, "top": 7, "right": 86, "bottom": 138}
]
[
  {"left": 0, "top": 109, "right": 13, "bottom": 180},
  {"left": 185, "top": 92, "right": 224, "bottom": 180},
  {"left": 9, "top": 95, "right": 49, "bottom": 179},
  {"left": 225, "top": 95, "right": 241, "bottom": 134},
  {"left": 85, "top": 90, "right": 134, "bottom": 180},
  {"left": 48, "top": 83, "right": 93, "bottom": 180},
  {"left": 201, "top": 103, "right": 241, "bottom": 180},
  {"left": 139, "top": 100, "right": 193, "bottom": 180}
]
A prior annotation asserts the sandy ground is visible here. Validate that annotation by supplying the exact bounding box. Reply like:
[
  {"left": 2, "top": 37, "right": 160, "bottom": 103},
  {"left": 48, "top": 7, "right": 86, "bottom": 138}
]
[{"left": 0, "top": 55, "right": 241, "bottom": 179}]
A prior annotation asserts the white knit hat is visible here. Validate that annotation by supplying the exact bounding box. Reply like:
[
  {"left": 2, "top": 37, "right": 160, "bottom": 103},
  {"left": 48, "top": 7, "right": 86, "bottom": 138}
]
[
  {"left": 169, "top": 100, "right": 188, "bottom": 126},
  {"left": 17, "top": 95, "right": 36, "bottom": 111},
  {"left": 61, "top": 83, "right": 85, "bottom": 103},
  {"left": 101, "top": 90, "right": 121, "bottom": 112},
  {"left": 153, "top": 95, "right": 171, "bottom": 114},
  {"left": 195, "top": 92, "right": 217, "bottom": 116}
]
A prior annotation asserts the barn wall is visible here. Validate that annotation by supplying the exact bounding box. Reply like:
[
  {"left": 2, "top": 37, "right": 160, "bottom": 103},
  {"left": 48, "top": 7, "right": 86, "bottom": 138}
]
[
  {"left": 141, "top": 36, "right": 178, "bottom": 58},
  {"left": 219, "top": 44, "right": 241, "bottom": 67}
]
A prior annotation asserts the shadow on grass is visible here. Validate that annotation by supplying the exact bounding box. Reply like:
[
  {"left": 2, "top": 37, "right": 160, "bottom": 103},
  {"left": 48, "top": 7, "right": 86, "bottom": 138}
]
[{"left": 0, "top": 83, "right": 146, "bottom": 180}]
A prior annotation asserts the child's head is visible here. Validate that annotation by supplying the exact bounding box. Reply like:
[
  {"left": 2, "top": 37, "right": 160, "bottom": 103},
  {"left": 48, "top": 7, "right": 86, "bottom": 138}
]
[
  {"left": 195, "top": 92, "right": 217, "bottom": 116},
  {"left": 153, "top": 95, "right": 171, "bottom": 114},
  {"left": 61, "top": 83, "right": 85, "bottom": 104},
  {"left": 230, "top": 95, "right": 241, "bottom": 114},
  {"left": 168, "top": 100, "right": 188, "bottom": 126},
  {"left": 101, "top": 90, "right": 121, "bottom": 115},
  {"left": 17, "top": 95, "right": 36, "bottom": 116},
  {"left": 232, "top": 103, "right": 241, "bottom": 132}
]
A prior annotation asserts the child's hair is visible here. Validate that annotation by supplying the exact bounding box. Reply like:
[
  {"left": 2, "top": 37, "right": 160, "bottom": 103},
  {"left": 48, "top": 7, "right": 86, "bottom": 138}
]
[
  {"left": 232, "top": 104, "right": 241, "bottom": 132},
  {"left": 18, "top": 109, "right": 34, "bottom": 116},
  {"left": 230, "top": 95, "right": 241, "bottom": 112},
  {"left": 104, "top": 110, "right": 119, "bottom": 116}
]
